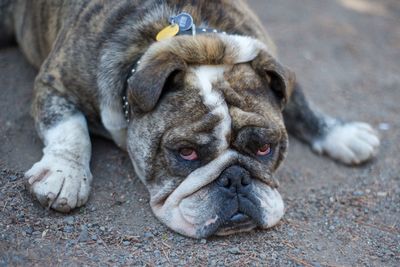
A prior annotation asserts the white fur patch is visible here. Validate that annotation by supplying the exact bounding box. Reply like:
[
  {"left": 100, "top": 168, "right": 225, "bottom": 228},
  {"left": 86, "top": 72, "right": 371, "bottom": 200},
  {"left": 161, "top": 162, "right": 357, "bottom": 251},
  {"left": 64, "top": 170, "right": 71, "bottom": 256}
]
[
  {"left": 192, "top": 65, "right": 231, "bottom": 151},
  {"left": 253, "top": 186, "right": 285, "bottom": 228},
  {"left": 100, "top": 105, "right": 128, "bottom": 150},
  {"left": 312, "top": 122, "right": 380, "bottom": 165},
  {"left": 25, "top": 114, "right": 92, "bottom": 212},
  {"left": 220, "top": 35, "right": 268, "bottom": 63}
]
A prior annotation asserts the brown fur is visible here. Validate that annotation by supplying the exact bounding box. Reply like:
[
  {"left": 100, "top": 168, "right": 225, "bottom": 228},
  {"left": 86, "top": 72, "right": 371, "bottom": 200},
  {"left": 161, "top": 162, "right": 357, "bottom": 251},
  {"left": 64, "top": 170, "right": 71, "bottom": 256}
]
[{"left": 128, "top": 35, "right": 293, "bottom": 112}]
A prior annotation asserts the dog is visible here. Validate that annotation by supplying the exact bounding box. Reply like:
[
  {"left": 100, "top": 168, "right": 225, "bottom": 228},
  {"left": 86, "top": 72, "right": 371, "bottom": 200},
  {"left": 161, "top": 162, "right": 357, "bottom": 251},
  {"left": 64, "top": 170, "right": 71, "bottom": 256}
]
[{"left": 0, "top": 0, "right": 380, "bottom": 238}]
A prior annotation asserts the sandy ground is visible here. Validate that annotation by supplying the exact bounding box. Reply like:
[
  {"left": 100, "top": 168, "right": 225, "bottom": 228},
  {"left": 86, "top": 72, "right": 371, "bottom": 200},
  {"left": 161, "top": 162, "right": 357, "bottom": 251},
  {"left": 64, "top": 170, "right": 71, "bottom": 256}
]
[{"left": 1, "top": 0, "right": 399, "bottom": 266}]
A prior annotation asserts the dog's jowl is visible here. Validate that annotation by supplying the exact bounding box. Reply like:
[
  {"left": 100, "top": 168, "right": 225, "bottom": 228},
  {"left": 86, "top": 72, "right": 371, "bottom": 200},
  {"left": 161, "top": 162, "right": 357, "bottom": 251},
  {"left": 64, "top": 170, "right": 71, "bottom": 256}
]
[{"left": 0, "top": 0, "right": 380, "bottom": 238}]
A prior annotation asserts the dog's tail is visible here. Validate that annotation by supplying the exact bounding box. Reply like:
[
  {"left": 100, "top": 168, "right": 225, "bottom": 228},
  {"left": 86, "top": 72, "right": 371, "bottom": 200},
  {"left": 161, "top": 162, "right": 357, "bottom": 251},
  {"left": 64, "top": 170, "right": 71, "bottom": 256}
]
[{"left": 0, "top": 0, "right": 15, "bottom": 47}]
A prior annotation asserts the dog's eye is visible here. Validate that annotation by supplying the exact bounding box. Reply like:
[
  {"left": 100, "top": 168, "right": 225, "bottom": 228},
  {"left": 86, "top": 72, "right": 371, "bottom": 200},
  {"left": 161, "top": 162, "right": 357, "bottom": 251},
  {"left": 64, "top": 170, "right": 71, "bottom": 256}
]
[
  {"left": 179, "top": 148, "right": 198, "bottom": 161},
  {"left": 256, "top": 144, "right": 272, "bottom": 156}
]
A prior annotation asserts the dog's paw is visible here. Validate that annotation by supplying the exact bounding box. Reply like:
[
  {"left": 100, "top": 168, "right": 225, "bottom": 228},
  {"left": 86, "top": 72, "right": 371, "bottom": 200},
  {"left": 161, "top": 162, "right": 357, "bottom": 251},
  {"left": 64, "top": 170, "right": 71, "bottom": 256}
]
[
  {"left": 312, "top": 122, "right": 380, "bottom": 165},
  {"left": 25, "top": 155, "right": 92, "bottom": 212}
]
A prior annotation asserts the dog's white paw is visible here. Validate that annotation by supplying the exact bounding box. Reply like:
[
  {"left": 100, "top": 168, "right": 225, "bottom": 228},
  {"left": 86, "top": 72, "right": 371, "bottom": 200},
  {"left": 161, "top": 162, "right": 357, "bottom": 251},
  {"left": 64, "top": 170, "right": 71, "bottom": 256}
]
[
  {"left": 312, "top": 122, "right": 380, "bottom": 165},
  {"left": 25, "top": 155, "right": 92, "bottom": 212}
]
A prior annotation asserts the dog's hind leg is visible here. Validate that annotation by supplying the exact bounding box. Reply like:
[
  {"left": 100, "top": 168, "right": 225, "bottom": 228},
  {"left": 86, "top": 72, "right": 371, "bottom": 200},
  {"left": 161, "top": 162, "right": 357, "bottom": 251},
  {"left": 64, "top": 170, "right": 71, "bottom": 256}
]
[
  {"left": 25, "top": 78, "right": 92, "bottom": 212},
  {"left": 0, "top": 0, "right": 15, "bottom": 47},
  {"left": 283, "top": 83, "right": 380, "bottom": 165}
]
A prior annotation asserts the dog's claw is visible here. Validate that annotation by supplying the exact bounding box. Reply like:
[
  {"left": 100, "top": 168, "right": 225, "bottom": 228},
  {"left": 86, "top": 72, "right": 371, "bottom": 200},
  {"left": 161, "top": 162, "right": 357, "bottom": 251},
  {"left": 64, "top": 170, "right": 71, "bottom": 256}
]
[{"left": 52, "top": 198, "right": 71, "bottom": 213}]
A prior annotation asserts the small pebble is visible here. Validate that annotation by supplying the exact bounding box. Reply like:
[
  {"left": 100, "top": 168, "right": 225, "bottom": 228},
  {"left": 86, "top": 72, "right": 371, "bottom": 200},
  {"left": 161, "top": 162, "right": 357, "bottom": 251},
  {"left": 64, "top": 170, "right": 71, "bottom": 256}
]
[
  {"left": 32, "top": 231, "right": 41, "bottom": 236},
  {"left": 144, "top": 232, "right": 154, "bottom": 239},
  {"left": 154, "top": 250, "right": 161, "bottom": 257},
  {"left": 8, "top": 175, "right": 18, "bottom": 182},
  {"left": 228, "top": 247, "right": 241, "bottom": 255},
  {"left": 200, "top": 239, "right": 207, "bottom": 244},
  {"left": 63, "top": 225, "right": 74, "bottom": 233},
  {"left": 377, "top": 191, "right": 387, "bottom": 197},
  {"left": 78, "top": 227, "right": 89, "bottom": 242},
  {"left": 123, "top": 241, "right": 131, "bottom": 246},
  {"left": 64, "top": 216, "right": 74, "bottom": 225},
  {"left": 24, "top": 226, "right": 34, "bottom": 235},
  {"left": 353, "top": 190, "right": 364, "bottom": 197},
  {"left": 378, "top": 122, "right": 390, "bottom": 131}
]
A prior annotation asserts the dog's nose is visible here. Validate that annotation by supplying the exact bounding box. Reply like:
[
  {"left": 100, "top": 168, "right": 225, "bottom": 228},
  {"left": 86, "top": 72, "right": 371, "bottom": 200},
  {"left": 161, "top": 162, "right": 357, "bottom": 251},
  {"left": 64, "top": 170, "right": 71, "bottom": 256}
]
[{"left": 217, "top": 165, "right": 251, "bottom": 191}]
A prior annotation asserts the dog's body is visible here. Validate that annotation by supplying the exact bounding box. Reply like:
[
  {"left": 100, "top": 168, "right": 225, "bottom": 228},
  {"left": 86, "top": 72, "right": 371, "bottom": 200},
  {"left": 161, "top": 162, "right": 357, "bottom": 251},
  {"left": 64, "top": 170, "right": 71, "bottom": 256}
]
[{"left": 1, "top": 0, "right": 379, "bottom": 238}]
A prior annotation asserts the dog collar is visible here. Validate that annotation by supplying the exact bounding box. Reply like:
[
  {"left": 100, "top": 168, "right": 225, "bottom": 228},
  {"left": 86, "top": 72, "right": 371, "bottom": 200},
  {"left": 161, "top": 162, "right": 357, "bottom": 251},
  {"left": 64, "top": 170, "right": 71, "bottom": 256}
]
[
  {"left": 157, "top": 13, "right": 227, "bottom": 41},
  {"left": 122, "top": 13, "right": 227, "bottom": 123},
  {"left": 122, "top": 59, "right": 140, "bottom": 123}
]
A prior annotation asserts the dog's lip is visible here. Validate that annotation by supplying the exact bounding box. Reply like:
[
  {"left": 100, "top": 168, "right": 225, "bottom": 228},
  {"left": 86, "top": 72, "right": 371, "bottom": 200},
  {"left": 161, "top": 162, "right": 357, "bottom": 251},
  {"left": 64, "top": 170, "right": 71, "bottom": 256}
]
[{"left": 214, "top": 212, "right": 256, "bottom": 236}]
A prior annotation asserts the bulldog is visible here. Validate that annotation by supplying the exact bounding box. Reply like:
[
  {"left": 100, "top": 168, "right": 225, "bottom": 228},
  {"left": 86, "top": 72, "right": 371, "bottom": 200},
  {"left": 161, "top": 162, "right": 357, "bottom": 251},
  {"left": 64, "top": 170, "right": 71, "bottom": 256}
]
[{"left": 0, "top": 0, "right": 380, "bottom": 238}]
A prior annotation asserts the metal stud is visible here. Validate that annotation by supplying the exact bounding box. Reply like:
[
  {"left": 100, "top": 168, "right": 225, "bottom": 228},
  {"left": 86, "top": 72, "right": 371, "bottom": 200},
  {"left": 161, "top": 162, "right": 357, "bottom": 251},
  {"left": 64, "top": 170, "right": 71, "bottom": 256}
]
[
  {"left": 213, "top": 29, "right": 218, "bottom": 33},
  {"left": 202, "top": 28, "right": 206, "bottom": 32}
]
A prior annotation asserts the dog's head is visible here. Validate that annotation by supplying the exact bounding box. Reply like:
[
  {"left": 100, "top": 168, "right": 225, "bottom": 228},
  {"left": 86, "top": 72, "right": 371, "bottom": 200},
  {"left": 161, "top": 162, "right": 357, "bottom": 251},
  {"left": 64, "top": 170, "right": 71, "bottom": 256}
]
[{"left": 126, "top": 35, "right": 295, "bottom": 238}]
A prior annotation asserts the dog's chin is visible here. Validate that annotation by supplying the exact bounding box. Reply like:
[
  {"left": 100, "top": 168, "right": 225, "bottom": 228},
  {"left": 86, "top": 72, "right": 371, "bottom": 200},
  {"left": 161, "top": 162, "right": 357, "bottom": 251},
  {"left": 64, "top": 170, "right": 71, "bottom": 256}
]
[{"left": 151, "top": 203, "right": 281, "bottom": 239}]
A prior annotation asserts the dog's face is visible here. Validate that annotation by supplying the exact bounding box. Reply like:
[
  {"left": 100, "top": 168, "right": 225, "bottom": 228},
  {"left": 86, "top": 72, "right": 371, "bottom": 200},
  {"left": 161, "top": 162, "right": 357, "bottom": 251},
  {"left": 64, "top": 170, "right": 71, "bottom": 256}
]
[{"left": 126, "top": 35, "right": 294, "bottom": 238}]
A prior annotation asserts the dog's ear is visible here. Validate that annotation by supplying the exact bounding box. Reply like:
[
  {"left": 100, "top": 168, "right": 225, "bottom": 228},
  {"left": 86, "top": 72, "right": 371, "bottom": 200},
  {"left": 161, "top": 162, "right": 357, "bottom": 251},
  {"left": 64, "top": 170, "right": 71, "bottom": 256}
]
[
  {"left": 251, "top": 51, "right": 296, "bottom": 109},
  {"left": 127, "top": 54, "right": 186, "bottom": 112}
]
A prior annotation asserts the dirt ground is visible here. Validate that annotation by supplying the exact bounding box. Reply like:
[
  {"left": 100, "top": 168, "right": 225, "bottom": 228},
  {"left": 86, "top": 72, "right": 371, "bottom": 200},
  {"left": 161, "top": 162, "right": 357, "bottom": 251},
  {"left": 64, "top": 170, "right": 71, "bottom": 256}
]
[{"left": 1, "top": 0, "right": 399, "bottom": 266}]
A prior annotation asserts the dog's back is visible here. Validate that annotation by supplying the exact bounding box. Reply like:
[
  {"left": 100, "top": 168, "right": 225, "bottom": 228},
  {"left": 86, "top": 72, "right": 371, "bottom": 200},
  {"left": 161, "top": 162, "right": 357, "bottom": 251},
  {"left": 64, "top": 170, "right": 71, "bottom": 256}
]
[
  {"left": 2, "top": 0, "right": 277, "bottom": 68},
  {"left": 1, "top": 0, "right": 91, "bottom": 67}
]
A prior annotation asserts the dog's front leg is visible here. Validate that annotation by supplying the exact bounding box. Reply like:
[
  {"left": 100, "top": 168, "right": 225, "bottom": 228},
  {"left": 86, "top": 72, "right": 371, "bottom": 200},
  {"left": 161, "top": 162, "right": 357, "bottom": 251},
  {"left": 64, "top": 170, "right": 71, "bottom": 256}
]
[
  {"left": 283, "top": 83, "right": 380, "bottom": 165},
  {"left": 25, "top": 80, "right": 92, "bottom": 212}
]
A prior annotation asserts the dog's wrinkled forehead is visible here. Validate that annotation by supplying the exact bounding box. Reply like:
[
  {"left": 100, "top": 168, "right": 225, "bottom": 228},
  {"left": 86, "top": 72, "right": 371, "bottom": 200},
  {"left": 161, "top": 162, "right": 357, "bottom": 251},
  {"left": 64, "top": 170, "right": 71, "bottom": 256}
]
[
  {"left": 184, "top": 61, "right": 285, "bottom": 135},
  {"left": 127, "top": 34, "right": 294, "bottom": 115},
  {"left": 184, "top": 65, "right": 231, "bottom": 151}
]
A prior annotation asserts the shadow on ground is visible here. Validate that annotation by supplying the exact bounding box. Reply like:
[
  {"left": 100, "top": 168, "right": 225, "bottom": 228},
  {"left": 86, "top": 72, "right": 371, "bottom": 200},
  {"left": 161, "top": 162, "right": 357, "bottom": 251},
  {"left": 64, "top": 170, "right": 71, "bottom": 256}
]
[{"left": 1, "top": 0, "right": 399, "bottom": 266}]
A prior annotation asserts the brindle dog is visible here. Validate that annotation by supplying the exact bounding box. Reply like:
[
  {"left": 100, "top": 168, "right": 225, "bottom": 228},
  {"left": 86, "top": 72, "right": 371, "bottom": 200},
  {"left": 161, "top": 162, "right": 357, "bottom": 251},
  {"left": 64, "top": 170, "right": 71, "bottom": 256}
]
[{"left": 0, "top": 0, "right": 379, "bottom": 238}]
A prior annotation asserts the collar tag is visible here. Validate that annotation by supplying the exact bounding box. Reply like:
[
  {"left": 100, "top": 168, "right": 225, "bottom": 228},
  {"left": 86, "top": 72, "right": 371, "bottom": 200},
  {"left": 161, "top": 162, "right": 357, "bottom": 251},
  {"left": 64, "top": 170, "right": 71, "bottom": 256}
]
[
  {"left": 170, "top": 13, "right": 194, "bottom": 32},
  {"left": 156, "top": 24, "right": 180, "bottom": 41},
  {"left": 157, "top": 12, "right": 195, "bottom": 41}
]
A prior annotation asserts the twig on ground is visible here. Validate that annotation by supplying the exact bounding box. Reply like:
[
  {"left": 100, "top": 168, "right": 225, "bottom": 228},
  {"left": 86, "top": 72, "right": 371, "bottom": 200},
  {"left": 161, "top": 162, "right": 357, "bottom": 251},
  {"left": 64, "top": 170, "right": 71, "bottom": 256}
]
[
  {"left": 356, "top": 220, "right": 398, "bottom": 234},
  {"left": 287, "top": 254, "right": 313, "bottom": 267}
]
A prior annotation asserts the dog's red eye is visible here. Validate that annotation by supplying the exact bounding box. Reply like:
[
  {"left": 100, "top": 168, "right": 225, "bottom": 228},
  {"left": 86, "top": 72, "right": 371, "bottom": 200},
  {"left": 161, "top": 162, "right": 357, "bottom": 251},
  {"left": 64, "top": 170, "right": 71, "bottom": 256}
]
[
  {"left": 179, "top": 148, "right": 198, "bottom": 161},
  {"left": 257, "top": 144, "right": 271, "bottom": 156}
]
